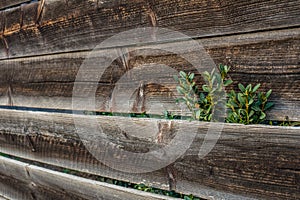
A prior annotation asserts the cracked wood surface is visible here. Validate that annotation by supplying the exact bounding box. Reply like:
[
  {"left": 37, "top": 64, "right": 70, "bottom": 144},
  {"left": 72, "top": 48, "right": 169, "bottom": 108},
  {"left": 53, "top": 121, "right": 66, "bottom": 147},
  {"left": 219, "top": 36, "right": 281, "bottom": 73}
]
[{"left": 0, "top": 109, "right": 299, "bottom": 199}]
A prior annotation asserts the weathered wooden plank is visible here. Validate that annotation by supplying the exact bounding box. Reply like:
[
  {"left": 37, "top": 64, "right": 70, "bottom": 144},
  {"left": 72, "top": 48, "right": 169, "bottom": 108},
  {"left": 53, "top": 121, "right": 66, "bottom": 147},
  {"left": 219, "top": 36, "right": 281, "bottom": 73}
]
[
  {"left": 0, "top": 109, "right": 299, "bottom": 199},
  {"left": 0, "top": 109, "right": 171, "bottom": 193},
  {"left": 0, "top": 0, "right": 300, "bottom": 58},
  {"left": 0, "top": 28, "right": 299, "bottom": 121},
  {"left": 0, "top": 156, "right": 177, "bottom": 200},
  {"left": 0, "top": 0, "right": 32, "bottom": 10}
]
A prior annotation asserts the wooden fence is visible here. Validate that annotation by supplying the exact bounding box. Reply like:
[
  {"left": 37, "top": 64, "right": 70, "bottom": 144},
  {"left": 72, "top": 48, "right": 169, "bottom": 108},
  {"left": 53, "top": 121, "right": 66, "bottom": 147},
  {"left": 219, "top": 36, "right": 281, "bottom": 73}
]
[{"left": 0, "top": 0, "right": 299, "bottom": 199}]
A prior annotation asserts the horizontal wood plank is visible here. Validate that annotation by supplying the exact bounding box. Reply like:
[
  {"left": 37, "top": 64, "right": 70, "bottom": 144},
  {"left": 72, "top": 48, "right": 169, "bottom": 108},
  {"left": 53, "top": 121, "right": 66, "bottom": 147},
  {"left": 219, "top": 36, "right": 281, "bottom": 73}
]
[
  {"left": 0, "top": 0, "right": 300, "bottom": 58},
  {"left": 0, "top": 28, "right": 299, "bottom": 121},
  {"left": 0, "top": 156, "right": 176, "bottom": 200},
  {"left": 0, "top": 109, "right": 299, "bottom": 199}
]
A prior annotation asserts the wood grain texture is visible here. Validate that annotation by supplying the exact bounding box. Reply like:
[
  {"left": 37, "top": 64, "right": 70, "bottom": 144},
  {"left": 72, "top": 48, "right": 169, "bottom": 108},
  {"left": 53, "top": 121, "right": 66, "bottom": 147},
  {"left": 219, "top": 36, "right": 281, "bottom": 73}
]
[
  {"left": 0, "top": 0, "right": 300, "bottom": 58},
  {"left": 0, "top": 28, "right": 299, "bottom": 121},
  {"left": 0, "top": 0, "right": 32, "bottom": 10},
  {"left": 0, "top": 156, "right": 177, "bottom": 200},
  {"left": 0, "top": 109, "right": 299, "bottom": 199}
]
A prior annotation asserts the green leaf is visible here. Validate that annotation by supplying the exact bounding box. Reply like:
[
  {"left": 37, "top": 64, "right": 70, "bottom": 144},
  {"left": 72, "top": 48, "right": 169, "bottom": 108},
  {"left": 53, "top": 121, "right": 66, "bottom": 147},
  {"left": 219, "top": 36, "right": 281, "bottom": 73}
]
[
  {"left": 181, "top": 82, "right": 190, "bottom": 91},
  {"left": 189, "top": 73, "right": 195, "bottom": 80},
  {"left": 259, "top": 112, "right": 266, "bottom": 120},
  {"left": 179, "top": 71, "right": 187, "bottom": 78},
  {"left": 252, "top": 84, "right": 261, "bottom": 93},
  {"left": 206, "top": 105, "right": 212, "bottom": 113},
  {"left": 245, "top": 84, "right": 252, "bottom": 91},
  {"left": 238, "top": 83, "right": 246, "bottom": 92},
  {"left": 249, "top": 110, "right": 255, "bottom": 118},
  {"left": 232, "top": 112, "right": 239, "bottom": 119},
  {"left": 266, "top": 89, "right": 272, "bottom": 98},
  {"left": 202, "top": 71, "right": 210, "bottom": 79},
  {"left": 290, "top": 122, "right": 300, "bottom": 126},
  {"left": 199, "top": 92, "right": 206, "bottom": 100},
  {"left": 237, "top": 109, "right": 242, "bottom": 116},
  {"left": 184, "top": 196, "right": 192, "bottom": 200},
  {"left": 257, "top": 92, "right": 262, "bottom": 99},
  {"left": 176, "top": 86, "right": 186, "bottom": 94},
  {"left": 252, "top": 105, "right": 261, "bottom": 112},
  {"left": 264, "top": 102, "right": 274, "bottom": 110},
  {"left": 248, "top": 98, "right": 254, "bottom": 105},
  {"left": 225, "top": 65, "right": 230, "bottom": 73},
  {"left": 230, "top": 101, "right": 239, "bottom": 108},
  {"left": 237, "top": 93, "right": 245, "bottom": 105},
  {"left": 223, "top": 79, "right": 233, "bottom": 87},
  {"left": 202, "top": 85, "right": 210, "bottom": 92}
]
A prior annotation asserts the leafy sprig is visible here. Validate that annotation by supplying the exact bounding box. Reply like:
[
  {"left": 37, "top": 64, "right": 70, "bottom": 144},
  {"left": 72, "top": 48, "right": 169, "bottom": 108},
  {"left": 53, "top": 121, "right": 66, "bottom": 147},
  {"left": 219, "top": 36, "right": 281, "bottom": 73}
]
[
  {"left": 174, "top": 64, "right": 232, "bottom": 121},
  {"left": 174, "top": 64, "right": 274, "bottom": 125},
  {"left": 226, "top": 83, "right": 273, "bottom": 124}
]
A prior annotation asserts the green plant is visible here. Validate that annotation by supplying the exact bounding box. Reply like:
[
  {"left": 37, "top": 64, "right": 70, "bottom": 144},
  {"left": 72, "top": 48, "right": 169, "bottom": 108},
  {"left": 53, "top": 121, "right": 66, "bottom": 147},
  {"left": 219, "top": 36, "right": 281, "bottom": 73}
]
[
  {"left": 174, "top": 64, "right": 232, "bottom": 121},
  {"left": 133, "top": 184, "right": 202, "bottom": 199},
  {"left": 280, "top": 121, "right": 300, "bottom": 127},
  {"left": 0, "top": 152, "right": 10, "bottom": 158},
  {"left": 273, "top": 116, "right": 300, "bottom": 126},
  {"left": 162, "top": 110, "right": 182, "bottom": 120},
  {"left": 129, "top": 111, "right": 150, "bottom": 118},
  {"left": 174, "top": 64, "right": 274, "bottom": 125},
  {"left": 226, "top": 83, "right": 273, "bottom": 124}
]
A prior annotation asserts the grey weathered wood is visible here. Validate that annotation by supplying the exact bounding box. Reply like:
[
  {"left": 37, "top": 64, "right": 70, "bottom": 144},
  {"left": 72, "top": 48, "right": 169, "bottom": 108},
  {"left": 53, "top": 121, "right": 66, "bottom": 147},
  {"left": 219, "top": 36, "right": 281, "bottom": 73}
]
[
  {"left": 0, "top": 0, "right": 31, "bottom": 10},
  {"left": 0, "top": 0, "right": 300, "bottom": 58},
  {"left": 0, "top": 109, "right": 299, "bottom": 199},
  {"left": 0, "top": 28, "right": 299, "bottom": 121},
  {"left": 0, "top": 156, "right": 177, "bottom": 200}
]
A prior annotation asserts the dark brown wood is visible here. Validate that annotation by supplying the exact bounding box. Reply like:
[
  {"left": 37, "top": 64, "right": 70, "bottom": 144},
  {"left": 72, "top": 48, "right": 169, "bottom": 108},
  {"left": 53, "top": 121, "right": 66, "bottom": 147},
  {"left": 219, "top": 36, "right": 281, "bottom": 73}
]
[
  {"left": 0, "top": 109, "right": 299, "bottom": 199},
  {"left": 0, "top": 0, "right": 300, "bottom": 58},
  {"left": 0, "top": 156, "right": 176, "bottom": 200},
  {"left": 0, "top": 28, "right": 299, "bottom": 121},
  {"left": 0, "top": 0, "right": 31, "bottom": 10}
]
